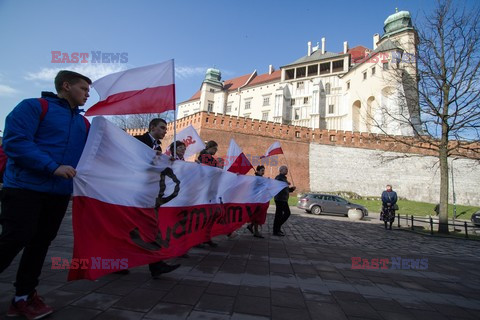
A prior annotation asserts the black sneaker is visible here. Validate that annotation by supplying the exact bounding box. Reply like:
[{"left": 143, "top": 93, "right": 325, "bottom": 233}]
[
  {"left": 151, "top": 263, "right": 180, "bottom": 279},
  {"left": 273, "top": 231, "right": 285, "bottom": 236}
]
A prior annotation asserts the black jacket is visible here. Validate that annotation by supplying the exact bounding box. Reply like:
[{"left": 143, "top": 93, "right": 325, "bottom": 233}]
[
  {"left": 135, "top": 132, "right": 161, "bottom": 152},
  {"left": 274, "top": 174, "right": 294, "bottom": 202}
]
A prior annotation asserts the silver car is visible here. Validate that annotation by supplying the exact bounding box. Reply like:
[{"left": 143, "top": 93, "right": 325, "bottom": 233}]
[{"left": 297, "top": 193, "right": 368, "bottom": 216}]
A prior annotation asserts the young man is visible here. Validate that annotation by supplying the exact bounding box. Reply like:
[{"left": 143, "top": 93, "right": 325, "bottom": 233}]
[
  {"left": 0, "top": 70, "right": 91, "bottom": 319},
  {"left": 133, "top": 118, "right": 181, "bottom": 278},
  {"left": 273, "top": 166, "right": 296, "bottom": 236}
]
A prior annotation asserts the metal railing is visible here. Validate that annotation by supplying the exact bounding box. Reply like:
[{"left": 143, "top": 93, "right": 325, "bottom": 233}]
[{"left": 396, "top": 214, "right": 479, "bottom": 239}]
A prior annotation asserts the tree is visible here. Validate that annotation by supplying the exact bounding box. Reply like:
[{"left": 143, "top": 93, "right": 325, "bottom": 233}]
[
  {"left": 370, "top": 0, "right": 480, "bottom": 233},
  {"left": 111, "top": 110, "right": 176, "bottom": 130}
]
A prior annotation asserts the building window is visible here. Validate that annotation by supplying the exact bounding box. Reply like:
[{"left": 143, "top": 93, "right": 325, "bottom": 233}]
[
  {"left": 294, "top": 109, "right": 300, "bottom": 120},
  {"left": 296, "top": 81, "right": 304, "bottom": 89},
  {"left": 262, "top": 112, "right": 269, "bottom": 121},
  {"left": 207, "top": 101, "right": 213, "bottom": 112},
  {"left": 295, "top": 131, "right": 300, "bottom": 138},
  {"left": 245, "top": 101, "right": 251, "bottom": 109},
  {"left": 371, "top": 67, "right": 376, "bottom": 75},
  {"left": 328, "top": 104, "right": 334, "bottom": 114},
  {"left": 296, "top": 66, "right": 306, "bottom": 78},
  {"left": 291, "top": 98, "right": 295, "bottom": 106},
  {"left": 285, "top": 68, "right": 295, "bottom": 80},
  {"left": 383, "top": 62, "right": 389, "bottom": 70},
  {"left": 325, "top": 83, "right": 331, "bottom": 95},
  {"left": 226, "top": 103, "right": 232, "bottom": 112},
  {"left": 304, "top": 97, "right": 309, "bottom": 104},
  {"left": 347, "top": 81, "right": 350, "bottom": 90},
  {"left": 308, "top": 64, "right": 318, "bottom": 76},
  {"left": 209, "top": 88, "right": 215, "bottom": 93},
  {"left": 332, "top": 60, "right": 344, "bottom": 72},
  {"left": 363, "top": 71, "right": 367, "bottom": 80},
  {"left": 320, "top": 62, "right": 330, "bottom": 75},
  {"left": 263, "top": 97, "right": 270, "bottom": 106}
]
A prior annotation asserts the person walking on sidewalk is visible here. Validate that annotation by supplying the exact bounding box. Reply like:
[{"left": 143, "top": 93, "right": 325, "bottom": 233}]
[
  {"left": 132, "top": 118, "right": 181, "bottom": 278},
  {"left": 273, "top": 166, "right": 296, "bottom": 236},
  {"left": 381, "top": 184, "right": 398, "bottom": 230},
  {"left": 246, "top": 165, "right": 267, "bottom": 238},
  {"left": 0, "top": 70, "right": 91, "bottom": 319}
]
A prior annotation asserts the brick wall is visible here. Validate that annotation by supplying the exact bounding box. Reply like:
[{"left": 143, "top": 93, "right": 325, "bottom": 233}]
[{"left": 126, "top": 111, "right": 479, "bottom": 204}]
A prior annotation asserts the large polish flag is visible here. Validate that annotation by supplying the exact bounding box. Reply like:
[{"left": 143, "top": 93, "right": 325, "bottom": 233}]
[
  {"left": 164, "top": 125, "right": 205, "bottom": 159},
  {"left": 68, "top": 117, "right": 285, "bottom": 281},
  {"left": 223, "top": 138, "right": 254, "bottom": 175},
  {"left": 260, "top": 141, "right": 283, "bottom": 159},
  {"left": 85, "top": 60, "right": 175, "bottom": 116}
]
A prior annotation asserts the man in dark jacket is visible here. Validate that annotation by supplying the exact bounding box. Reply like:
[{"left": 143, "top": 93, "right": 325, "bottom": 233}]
[
  {"left": 133, "top": 118, "right": 180, "bottom": 278},
  {"left": 273, "top": 166, "right": 296, "bottom": 236},
  {"left": 0, "top": 70, "right": 91, "bottom": 319}
]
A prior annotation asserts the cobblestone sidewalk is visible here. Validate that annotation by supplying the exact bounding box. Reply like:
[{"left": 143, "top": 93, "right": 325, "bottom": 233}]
[{"left": 0, "top": 205, "right": 479, "bottom": 319}]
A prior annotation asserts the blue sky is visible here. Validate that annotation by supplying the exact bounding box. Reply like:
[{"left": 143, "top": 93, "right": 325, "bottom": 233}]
[{"left": 0, "top": 0, "right": 463, "bottom": 131}]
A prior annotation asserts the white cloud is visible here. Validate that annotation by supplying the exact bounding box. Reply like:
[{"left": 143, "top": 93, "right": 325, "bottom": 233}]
[
  {"left": 175, "top": 66, "right": 207, "bottom": 79},
  {"left": 0, "top": 84, "right": 19, "bottom": 97},
  {"left": 25, "top": 64, "right": 128, "bottom": 83}
]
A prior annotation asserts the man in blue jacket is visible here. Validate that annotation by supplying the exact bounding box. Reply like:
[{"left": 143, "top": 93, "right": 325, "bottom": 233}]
[{"left": 0, "top": 70, "right": 91, "bottom": 319}]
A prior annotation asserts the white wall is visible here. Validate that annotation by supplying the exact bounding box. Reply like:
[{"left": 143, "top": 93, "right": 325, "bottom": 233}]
[{"left": 309, "top": 144, "right": 480, "bottom": 206}]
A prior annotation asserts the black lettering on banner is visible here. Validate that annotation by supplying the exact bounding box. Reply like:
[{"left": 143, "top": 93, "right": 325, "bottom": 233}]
[
  {"left": 156, "top": 167, "right": 181, "bottom": 207},
  {"left": 130, "top": 168, "right": 180, "bottom": 251},
  {"left": 246, "top": 205, "right": 260, "bottom": 220}
]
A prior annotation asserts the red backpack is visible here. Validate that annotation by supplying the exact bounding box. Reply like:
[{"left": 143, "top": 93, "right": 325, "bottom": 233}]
[{"left": 0, "top": 98, "right": 90, "bottom": 182}]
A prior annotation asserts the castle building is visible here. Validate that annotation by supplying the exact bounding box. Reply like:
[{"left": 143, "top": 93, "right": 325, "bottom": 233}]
[{"left": 178, "top": 10, "right": 422, "bottom": 136}]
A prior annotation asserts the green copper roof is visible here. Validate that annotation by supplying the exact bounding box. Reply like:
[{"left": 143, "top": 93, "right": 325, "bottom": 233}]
[
  {"left": 383, "top": 10, "right": 413, "bottom": 36},
  {"left": 204, "top": 68, "right": 222, "bottom": 87}
]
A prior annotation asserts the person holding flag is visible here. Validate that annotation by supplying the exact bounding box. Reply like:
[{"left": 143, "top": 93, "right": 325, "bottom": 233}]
[
  {"left": 273, "top": 166, "right": 296, "bottom": 236},
  {"left": 0, "top": 70, "right": 91, "bottom": 319},
  {"left": 132, "top": 118, "right": 180, "bottom": 278},
  {"left": 246, "top": 165, "right": 268, "bottom": 238}
]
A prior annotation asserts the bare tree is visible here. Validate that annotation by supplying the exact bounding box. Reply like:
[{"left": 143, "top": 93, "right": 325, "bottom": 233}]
[
  {"left": 111, "top": 110, "right": 176, "bottom": 130},
  {"left": 370, "top": 0, "right": 480, "bottom": 233}
]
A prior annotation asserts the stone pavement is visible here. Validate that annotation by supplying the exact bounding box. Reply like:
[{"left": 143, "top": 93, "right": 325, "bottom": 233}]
[{"left": 1, "top": 204, "right": 479, "bottom": 320}]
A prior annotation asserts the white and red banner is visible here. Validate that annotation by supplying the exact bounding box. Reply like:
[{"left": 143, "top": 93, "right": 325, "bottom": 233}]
[
  {"left": 260, "top": 141, "right": 283, "bottom": 159},
  {"left": 85, "top": 59, "right": 175, "bottom": 116},
  {"left": 164, "top": 125, "right": 205, "bottom": 159},
  {"left": 68, "top": 117, "right": 285, "bottom": 280},
  {"left": 224, "top": 138, "right": 254, "bottom": 175}
]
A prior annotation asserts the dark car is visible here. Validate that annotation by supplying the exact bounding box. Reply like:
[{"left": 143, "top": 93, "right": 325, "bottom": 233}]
[
  {"left": 471, "top": 210, "right": 480, "bottom": 226},
  {"left": 297, "top": 193, "right": 368, "bottom": 217}
]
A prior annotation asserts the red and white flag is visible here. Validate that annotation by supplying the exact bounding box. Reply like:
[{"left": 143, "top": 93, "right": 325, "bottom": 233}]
[
  {"left": 164, "top": 125, "right": 205, "bottom": 159},
  {"left": 260, "top": 141, "right": 283, "bottom": 158},
  {"left": 85, "top": 60, "right": 175, "bottom": 116},
  {"left": 224, "top": 138, "right": 254, "bottom": 175},
  {"left": 68, "top": 117, "right": 285, "bottom": 280}
]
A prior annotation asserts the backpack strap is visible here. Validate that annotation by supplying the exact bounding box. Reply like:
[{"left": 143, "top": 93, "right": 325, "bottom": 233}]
[
  {"left": 37, "top": 98, "right": 49, "bottom": 121},
  {"left": 82, "top": 116, "right": 90, "bottom": 132}
]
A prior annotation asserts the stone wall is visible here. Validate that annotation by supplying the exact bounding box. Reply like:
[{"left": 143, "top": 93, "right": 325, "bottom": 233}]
[{"left": 310, "top": 144, "right": 480, "bottom": 206}]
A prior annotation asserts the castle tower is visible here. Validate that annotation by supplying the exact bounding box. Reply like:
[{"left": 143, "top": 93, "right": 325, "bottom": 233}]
[{"left": 199, "top": 68, "right": 224, "bottom": 114}]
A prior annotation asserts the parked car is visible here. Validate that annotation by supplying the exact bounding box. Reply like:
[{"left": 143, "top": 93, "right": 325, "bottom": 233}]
[
  {"left": 297, "top": 193, "right": 368, "bottom": 217},
  {"left": 471, "top": 210, "right": 480, "bottom": 226}
]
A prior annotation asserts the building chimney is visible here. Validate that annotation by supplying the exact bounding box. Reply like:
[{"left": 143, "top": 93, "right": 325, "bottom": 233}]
[
  {"left": 269, "top": 64, "right": 275, "bottom": 74},
  {"left": 321, "top": 37, "right": 325, "bottom": 54},
  {"left": 373, "top": 33, "right": 380, "bottom": 50},
  {"left": 307, "top": 41, "right": 312, "bottom": 56},
  {"left": 343, "top": 41, "right": 348, "bottom": 54}
]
